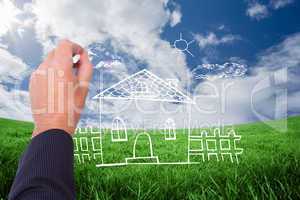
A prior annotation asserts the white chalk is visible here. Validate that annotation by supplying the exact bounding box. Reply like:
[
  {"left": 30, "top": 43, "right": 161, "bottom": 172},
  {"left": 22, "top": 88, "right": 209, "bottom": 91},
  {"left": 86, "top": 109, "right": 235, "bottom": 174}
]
[{"left": 72, "top": 54, "right": 80, "bottom": 64}]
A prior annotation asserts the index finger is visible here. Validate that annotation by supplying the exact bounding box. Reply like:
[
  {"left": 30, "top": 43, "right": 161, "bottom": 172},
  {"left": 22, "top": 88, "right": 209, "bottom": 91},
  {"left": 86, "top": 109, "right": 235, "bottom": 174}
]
[{"left": 54, "top": 39, "right": 83, "bottom": 65}]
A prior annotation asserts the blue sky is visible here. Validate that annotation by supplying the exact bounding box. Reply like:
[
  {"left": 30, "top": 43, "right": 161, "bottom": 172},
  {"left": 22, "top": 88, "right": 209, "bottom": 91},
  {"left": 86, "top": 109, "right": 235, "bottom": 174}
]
[
  {"left": 162, "top": 0, "right": 300, "bottom": 65},
  {"left": 0, "top": 0, "right": 299, "bottom": 128}
]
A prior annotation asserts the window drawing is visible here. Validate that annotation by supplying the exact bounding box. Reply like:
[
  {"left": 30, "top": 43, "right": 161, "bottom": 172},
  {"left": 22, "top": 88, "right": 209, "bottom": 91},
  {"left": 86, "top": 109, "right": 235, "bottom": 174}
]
[
  {"left": 164, "top": 118, "right": 176, "bottom": 140},
  {"left": 111, "top": 117, "right": 128, "bottom": 142},
  {"left": 73, "top": 129, "right": 103, "bottom": 164}
]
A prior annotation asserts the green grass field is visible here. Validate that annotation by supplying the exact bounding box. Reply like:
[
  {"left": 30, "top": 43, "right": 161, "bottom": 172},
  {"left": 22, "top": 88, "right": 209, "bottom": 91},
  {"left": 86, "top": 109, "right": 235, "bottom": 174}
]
[{"left": 0, "top": 116, "right": 299, "bottom": 199}]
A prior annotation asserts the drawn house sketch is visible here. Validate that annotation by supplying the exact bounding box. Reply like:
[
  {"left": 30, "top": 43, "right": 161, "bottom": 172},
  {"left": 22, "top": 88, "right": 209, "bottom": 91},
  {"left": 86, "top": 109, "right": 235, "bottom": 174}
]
[
  {"left": 77, "top": 69, "right": 244, "bottom": 167},
  {"left": 92, "top": 69, "right": 195, "bottom": 167}
]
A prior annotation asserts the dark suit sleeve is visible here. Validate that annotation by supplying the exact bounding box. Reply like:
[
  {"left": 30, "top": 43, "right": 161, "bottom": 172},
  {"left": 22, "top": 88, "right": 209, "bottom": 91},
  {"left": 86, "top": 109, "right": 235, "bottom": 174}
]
[{"left": 8, "top": 129, "right": 75, "bottom": 200}]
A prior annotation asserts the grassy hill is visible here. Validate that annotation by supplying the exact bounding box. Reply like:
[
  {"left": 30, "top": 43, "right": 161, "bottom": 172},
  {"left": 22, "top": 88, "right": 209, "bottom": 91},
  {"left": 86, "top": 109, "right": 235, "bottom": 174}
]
[{"left": 0, "top": 117, "right": 299, "bottom": 199}]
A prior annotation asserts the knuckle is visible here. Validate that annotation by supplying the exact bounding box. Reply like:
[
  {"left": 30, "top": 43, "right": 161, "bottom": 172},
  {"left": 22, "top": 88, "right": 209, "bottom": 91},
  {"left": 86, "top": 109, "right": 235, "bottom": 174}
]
[
  {"left": 58, "top": 39, "right": 71, "bottom": 47},
  {"left": 60, "top": 39, "right": 70, "bottom": 44}
]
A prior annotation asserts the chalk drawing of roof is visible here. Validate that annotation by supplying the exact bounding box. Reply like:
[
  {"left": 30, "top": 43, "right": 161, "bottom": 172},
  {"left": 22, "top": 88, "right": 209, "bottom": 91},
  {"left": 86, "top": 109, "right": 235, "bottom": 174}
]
[{"left": 93, "top": 69, "right": 195, "bottom": 104}]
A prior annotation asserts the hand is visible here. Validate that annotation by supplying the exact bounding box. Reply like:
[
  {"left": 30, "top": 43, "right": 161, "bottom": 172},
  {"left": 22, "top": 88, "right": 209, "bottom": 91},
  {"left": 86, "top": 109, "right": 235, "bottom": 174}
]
[{"left": 29, "top": 40, "right": 93, "bottom": 137}]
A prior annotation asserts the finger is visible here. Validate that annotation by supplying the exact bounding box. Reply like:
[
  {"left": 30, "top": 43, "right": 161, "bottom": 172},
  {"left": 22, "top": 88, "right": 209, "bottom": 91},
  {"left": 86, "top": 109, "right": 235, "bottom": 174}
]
[
  {"left": 77, "top": 49, "right": 93, "bottom": 83},
  {"left": 56, "top": 39, "right": 83, "bottom": 56},
  {"left": 54, "top": 39, "right": 83, "bottom": 67}
]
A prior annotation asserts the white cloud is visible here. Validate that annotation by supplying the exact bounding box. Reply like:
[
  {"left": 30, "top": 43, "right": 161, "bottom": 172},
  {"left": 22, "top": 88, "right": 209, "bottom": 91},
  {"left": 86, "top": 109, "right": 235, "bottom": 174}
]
[
  {"left": 95, "top": 60, "right": 130, "bottom": 82},
  {"left": 194, "top": 32, "right": 239, "bottom": 49},
  {"left": 192, "top": 62, "right": 247, "bottom": 81},
  {"left": 95, "top": 60, "right": 124, "bottom": 69},
  {"left": 187, "top": 67, "right": 289, "bottom": 131},
  {"left": 191, "top": 77, "right": 258, "bottom": 126},
  {"left": 288, "top": 90, "right": 300, "bottom": 114},
  {"left": 0, "top": 1, "right": 34, "bottom": 121},
  {"left": 246, "top": 2, "right": 269, "bottom": 20},
  {"left": 190, "top": 32, "right": 300, "bottom": 127},
  {"left": 0, "top": 48, "right": 29, "bottom": 84},
  {"left": 270, "top": 0, "right": 294, "bottom": 9},
  {"left": 169, "top": 6, "right": 182, "bottom": 27},
  {"left": 0, "top": 48, "right": 32, "bottom": 121},
  {"left": 0, "top": 85, "right": 32, "bottom": 121},
  {"left": 0, "top": 44, "right": 7, "bottom": 49},
  {"left": 245, "top": 0, "right": 294, "bottom": 20},
  {"left": 0, "top": 0, "right": 22, "bottom": 36},
  {"left": 218, "top": 25, "right": 225, "bottom": 30},
  {"left": 256, "top": 33, "right": 300, "bottom": 69},
  {"left": 30, "top": 0, "right": 190, "bottom": 85}
]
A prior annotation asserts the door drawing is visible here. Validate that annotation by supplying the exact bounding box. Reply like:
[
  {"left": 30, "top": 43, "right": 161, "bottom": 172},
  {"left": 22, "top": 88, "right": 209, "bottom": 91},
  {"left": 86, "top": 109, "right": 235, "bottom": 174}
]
[{"left": 125, "top": 132, "right": 159, "bottom": 164}]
